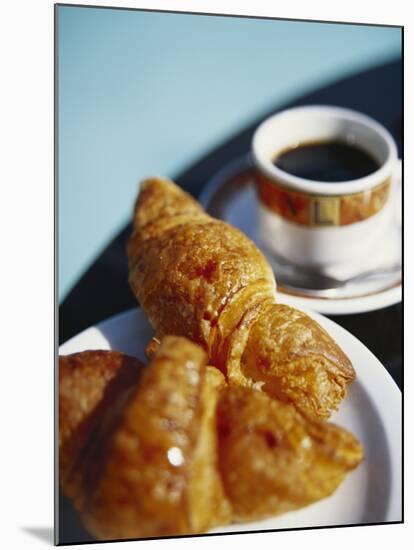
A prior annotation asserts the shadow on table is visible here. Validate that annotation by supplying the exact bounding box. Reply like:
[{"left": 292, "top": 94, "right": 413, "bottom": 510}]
[{"left": 21, "top": 526, "right": 54, "bottom": 545}]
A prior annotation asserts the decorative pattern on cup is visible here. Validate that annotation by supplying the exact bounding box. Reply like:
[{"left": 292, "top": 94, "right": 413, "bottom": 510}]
[{"left": 256, "top": 171, "right": 391, "bottom": 227}]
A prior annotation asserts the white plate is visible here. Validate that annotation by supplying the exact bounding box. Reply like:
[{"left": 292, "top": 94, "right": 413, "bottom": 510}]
[
  {"left": 59, "top": 307, "right": 402, "bottom": 534},
  {"left": 200, "top": 156, "right": 402, "bottom": 315}
]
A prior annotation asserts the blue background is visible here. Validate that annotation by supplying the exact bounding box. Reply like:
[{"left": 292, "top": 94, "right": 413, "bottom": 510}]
[{"left": 58, "top": 6, "right": 401, "bottom": 301}]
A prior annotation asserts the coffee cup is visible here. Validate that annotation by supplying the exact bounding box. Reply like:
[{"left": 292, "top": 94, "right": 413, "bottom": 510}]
[{"left": 252, "top": 105, "right": 400, "bottom": 268}]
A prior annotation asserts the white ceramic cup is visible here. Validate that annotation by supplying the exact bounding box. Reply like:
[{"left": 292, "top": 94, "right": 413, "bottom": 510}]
[{"left": 252, "top": 105, "right": 400, "bottom": 268}]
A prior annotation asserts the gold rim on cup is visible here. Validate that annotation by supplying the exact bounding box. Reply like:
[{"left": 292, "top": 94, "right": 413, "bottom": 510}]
[{"left": 256, "top": 170, "right": 391, "bottom": 227}]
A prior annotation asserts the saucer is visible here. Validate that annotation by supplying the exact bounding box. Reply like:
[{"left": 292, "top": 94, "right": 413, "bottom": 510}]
[{"left": 199, "top": 156, "right": 402, "bottom": 315}]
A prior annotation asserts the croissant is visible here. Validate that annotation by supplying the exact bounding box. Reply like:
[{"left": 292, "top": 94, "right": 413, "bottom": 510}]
[
  {"left": 217, "top": 385, "right": 363, "bottom": 522},
  {"left": 59, "top": 339, "right": 363, "bottom": 539},
  {"left": 59, "top": 350, "right": 144, "bottom": 499},
  {"left": 127, "top": 178, "right": 355, "bottom": 419},
  {"left": 59, "top": 339, "right": 231, "bottom": 540}
]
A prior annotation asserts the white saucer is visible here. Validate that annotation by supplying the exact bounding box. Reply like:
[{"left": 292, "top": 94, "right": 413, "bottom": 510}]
[
  {"left": 200, "top": 156, "right": 402, "bottom": 315},
  {"left": 60, "top": 308, "right": 402, "bottom": 532}
]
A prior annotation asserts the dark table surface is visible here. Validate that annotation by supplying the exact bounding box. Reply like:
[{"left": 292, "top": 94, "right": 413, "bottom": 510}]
[{"left": 58, "top": 59, "right": 402, "bottom": 545}]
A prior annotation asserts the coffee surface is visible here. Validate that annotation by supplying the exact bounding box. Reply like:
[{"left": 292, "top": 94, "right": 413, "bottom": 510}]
[{"left": 273, "top": 140, "right": 380, "bottom": 182}]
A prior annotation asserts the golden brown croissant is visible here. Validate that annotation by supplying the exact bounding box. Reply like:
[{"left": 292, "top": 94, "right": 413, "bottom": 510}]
[
  {"left": 59, "top": 350, "right": 144, "bottom": 498},
  {"left": 217, "top": 386, "right": 363, "bottom": 522},
  {"left": 59, "top": 340, "right": 231, "bottom": 540},
  {"left": 127, "top": 178, "right": 355, "bottom": 419},
  {"left": 59, "top": 339, "right": 362, "bottom": 539}
]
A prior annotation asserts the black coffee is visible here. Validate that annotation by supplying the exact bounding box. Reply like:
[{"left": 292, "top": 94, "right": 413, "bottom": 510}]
[{"left": 273, "top": 140, "right": 380, "bottom": 182}]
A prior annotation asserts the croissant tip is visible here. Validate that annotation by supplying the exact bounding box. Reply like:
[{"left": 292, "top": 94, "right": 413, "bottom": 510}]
[{"left": 140, "top": 176, "right": 176, "bottom": 191}]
